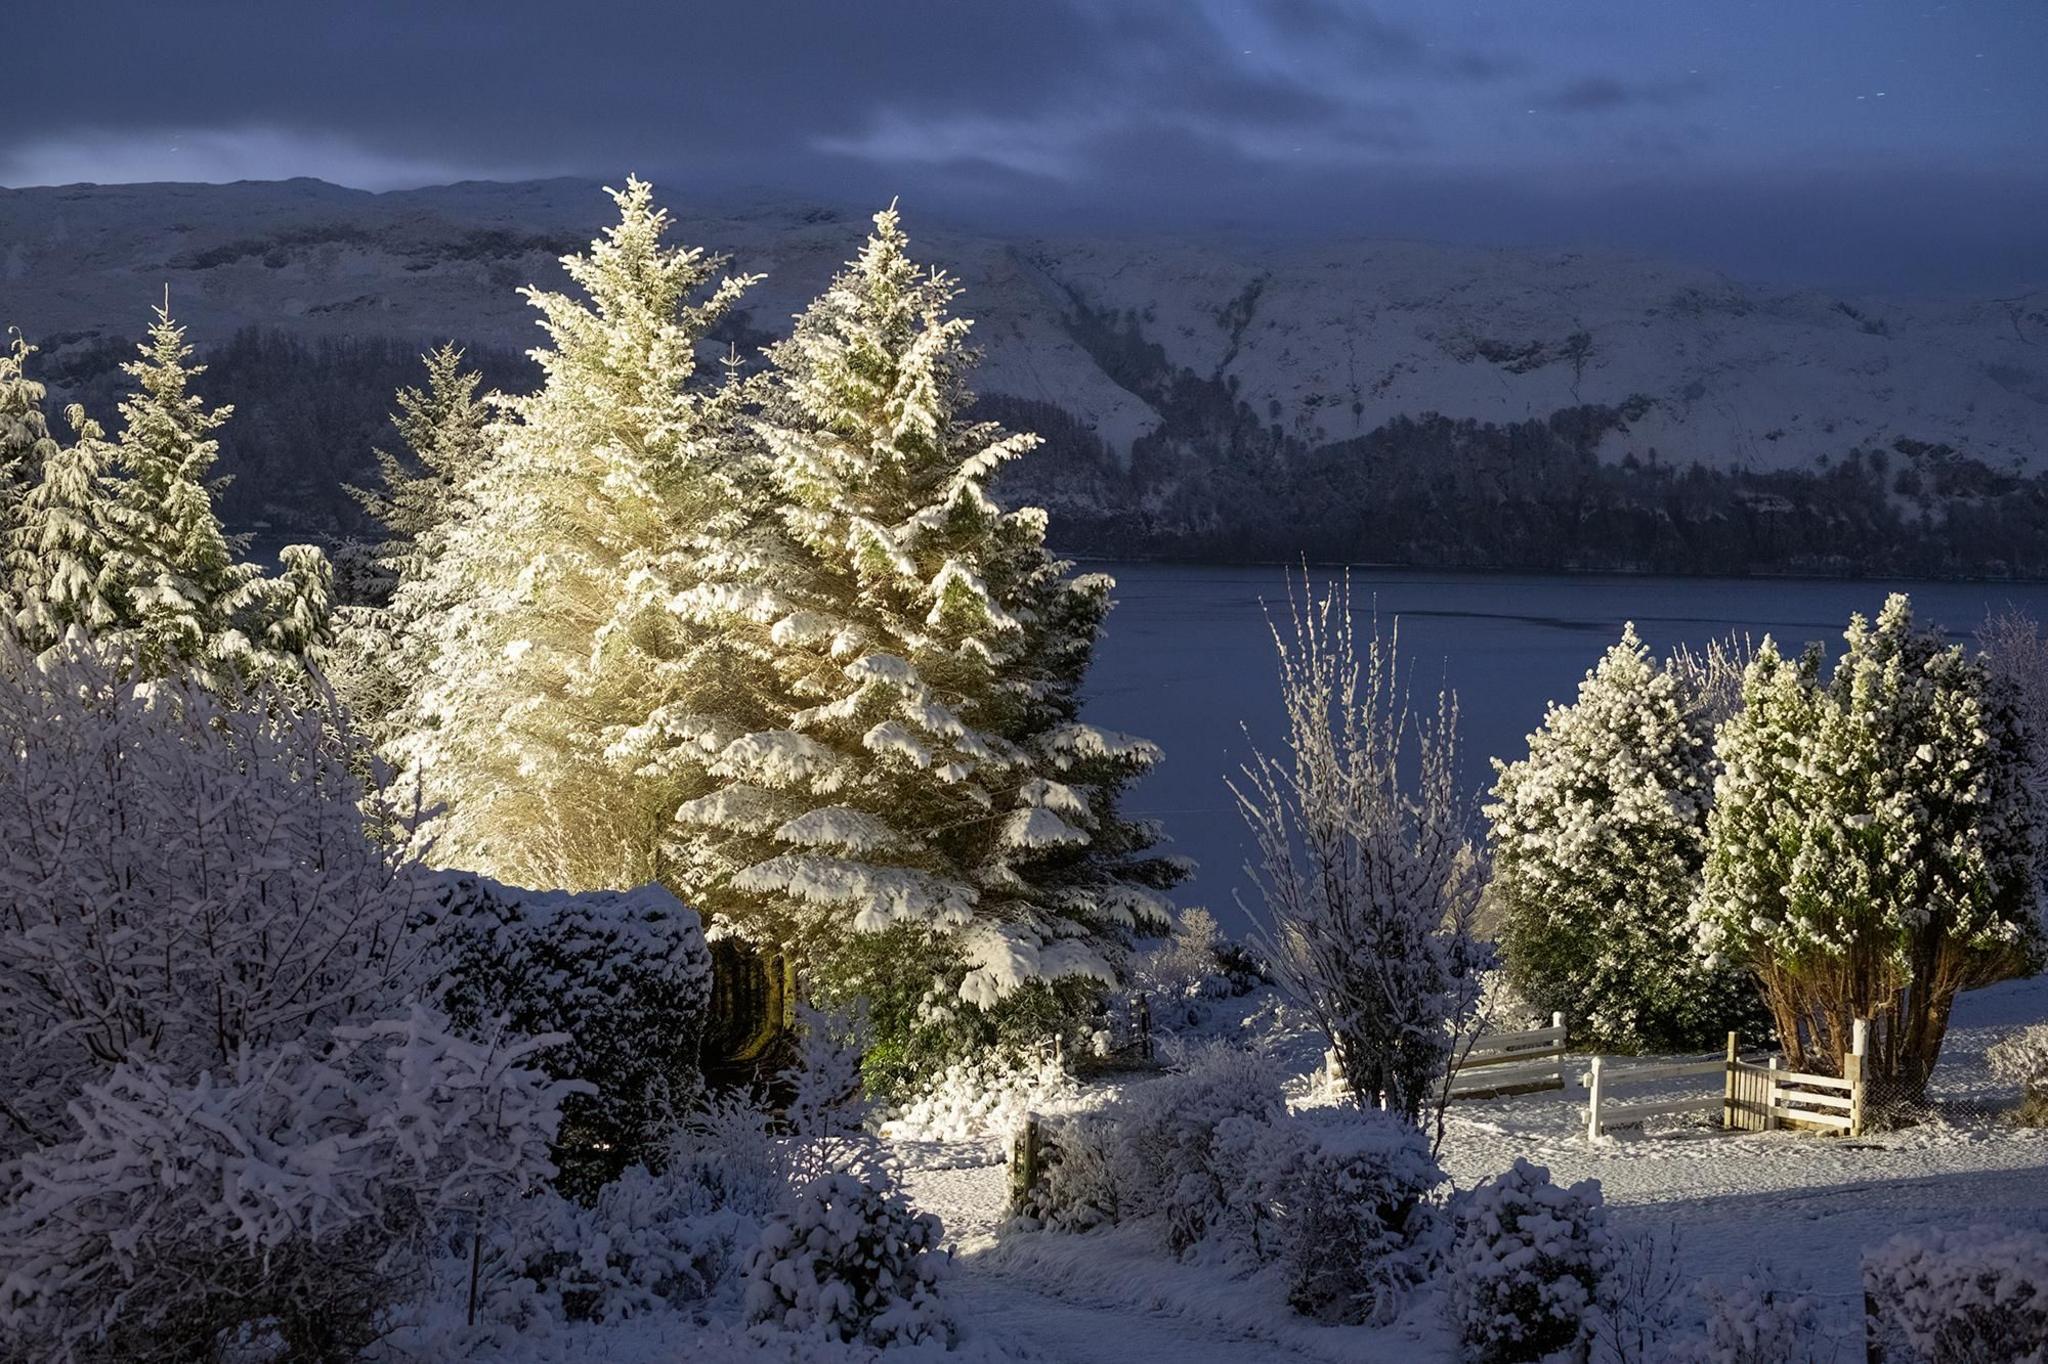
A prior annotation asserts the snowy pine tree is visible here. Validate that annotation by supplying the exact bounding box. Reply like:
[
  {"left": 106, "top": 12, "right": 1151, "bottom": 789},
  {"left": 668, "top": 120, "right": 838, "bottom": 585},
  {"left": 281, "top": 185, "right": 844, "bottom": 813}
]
[
  {"left": 395, "top": 179, "right": 768, "bottom": 892},
  {"left": 1696, "top": 596, "right": 2044, "bottom": 1094},
  {"left": 348, "top": 341, "right": 494, "bottom": 595},
  {"left": 673, "top": 207, "right": 1176, "bottom": 1054},
  {"left": 334, "top": 344, "right": 494, "bottom": 738},
  {"left": 93, "top": 304, "right": 332, "bottom": 683},
  {"left": 0, "top": 332, "right": 58, "bottom": 540},
  {"left": 1487, "top": 624, "right": 1763, "bottom": 1051},
  {"left": 10, "top": 405, "right": 120, "bottom": 649}
]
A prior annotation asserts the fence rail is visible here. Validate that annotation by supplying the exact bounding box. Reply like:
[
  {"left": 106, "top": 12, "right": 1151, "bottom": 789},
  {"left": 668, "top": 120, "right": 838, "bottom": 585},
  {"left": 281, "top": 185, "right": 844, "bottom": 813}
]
[
  {"left": 1588, "top": 1020, "right": 1871, "bottom": 1140},
  {"left": 1448, "top": 1013, "right": 1568, "bottom": 1100}
]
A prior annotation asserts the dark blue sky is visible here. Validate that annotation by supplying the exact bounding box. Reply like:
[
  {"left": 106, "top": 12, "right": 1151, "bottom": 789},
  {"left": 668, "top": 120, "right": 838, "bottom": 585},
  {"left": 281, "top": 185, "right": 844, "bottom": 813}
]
[{"left": 12, "top": 1, "right": 2046, "bottom": 288}]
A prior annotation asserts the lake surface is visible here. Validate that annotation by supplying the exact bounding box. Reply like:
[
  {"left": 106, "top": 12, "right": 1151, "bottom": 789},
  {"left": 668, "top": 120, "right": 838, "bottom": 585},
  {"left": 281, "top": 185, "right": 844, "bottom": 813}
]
[{"left": 1078, "top": 562, "right": 2048, "bottom": 936}]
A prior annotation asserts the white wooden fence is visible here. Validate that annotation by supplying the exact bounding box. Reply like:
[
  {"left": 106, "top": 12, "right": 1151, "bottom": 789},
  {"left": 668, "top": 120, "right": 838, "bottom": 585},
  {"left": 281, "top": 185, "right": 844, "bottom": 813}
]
[
  {"left": 1449, "top": 1012, "right": 1569, "bottom": 1101},
  {"left": 1316, "top": 1013, "right": 1569, "bottom": 1104},
  {"left": 1585, "top": 1019, "right": 1869, "bottom": 1140}
]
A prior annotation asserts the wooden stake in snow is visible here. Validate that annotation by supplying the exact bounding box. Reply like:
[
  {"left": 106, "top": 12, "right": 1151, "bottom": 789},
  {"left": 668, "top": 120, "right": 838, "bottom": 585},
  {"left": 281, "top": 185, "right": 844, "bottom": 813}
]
[
  {"left": 1585, "top": 1056, "right": 1604, "bottom": 1141},
  {"left": 1009, "top": 1112, "right": 1043, "bottom": 1214}
]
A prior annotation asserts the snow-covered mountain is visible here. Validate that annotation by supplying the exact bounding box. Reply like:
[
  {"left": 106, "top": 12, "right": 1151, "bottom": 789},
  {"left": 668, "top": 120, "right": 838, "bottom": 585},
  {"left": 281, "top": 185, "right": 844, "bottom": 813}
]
[
  {"left": 8, "top": 176, "right": 2044, "bottom": 471},
  {"left": 5, "top": 177, "right": 2045, "bottom": 570}
]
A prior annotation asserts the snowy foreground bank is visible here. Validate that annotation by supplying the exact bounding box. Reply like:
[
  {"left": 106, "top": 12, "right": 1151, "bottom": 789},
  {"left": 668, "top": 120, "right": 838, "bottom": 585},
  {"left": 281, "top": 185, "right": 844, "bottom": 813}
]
[{"left": 437, "top": 974, "right": 2047, "bottom": 1364}]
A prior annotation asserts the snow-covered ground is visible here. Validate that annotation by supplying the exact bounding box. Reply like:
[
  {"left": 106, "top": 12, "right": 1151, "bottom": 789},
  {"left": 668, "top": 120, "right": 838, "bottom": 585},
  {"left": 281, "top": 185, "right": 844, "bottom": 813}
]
[
  {"left": 453, "top": 975, "right": 2045, "bottom": 1363},
  {"left": 882, "top": 975, "right": 2048, "bottom": 1363}
]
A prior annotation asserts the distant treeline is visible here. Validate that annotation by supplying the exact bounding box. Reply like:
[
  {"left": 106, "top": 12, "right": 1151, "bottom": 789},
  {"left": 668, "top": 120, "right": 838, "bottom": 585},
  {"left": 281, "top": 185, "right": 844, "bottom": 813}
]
[{"left": 37, "top": 323, "right": 2048, "bottom": 577}]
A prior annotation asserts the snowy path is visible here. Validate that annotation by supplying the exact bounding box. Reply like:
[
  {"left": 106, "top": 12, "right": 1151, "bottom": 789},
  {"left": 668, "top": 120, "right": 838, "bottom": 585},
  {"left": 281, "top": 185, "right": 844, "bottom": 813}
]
[
  {"left": 950, "top": 1272, "right": 1328, "bottom": 1364},
  {"left": 897, "top": 1149, "right": 1445, "bottom": 1364}
]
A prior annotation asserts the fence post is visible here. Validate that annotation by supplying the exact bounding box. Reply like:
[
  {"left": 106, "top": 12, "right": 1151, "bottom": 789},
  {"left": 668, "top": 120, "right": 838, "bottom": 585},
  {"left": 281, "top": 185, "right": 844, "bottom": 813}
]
[
  {"left": 1551, "top": 1012, "right": 1566, "bottom": 1086},
  {"left": 1765, "top": 1056, "right": 1780, "bottom": 1131},
  {"left": 1585, "top": 1056, "right": 1604, "bottom": 1141},
  {"left": 1723, "top": 1031, "right": 1739, "bottom": 1130},
  {"left": 1135, "top": 993, "right": 1153, "bottom": 1063},
  {"left": 1009, "top": 1111, "right": 1042, "bottom": 1214},
  {"left": 1847, "top": 1018, "right": 1868, "bottom": 1138}
]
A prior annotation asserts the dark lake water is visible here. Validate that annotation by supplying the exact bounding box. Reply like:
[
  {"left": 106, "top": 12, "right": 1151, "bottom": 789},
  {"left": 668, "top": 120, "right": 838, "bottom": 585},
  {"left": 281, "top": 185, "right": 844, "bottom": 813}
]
[{"left": 1078, "top": 562, "right": 2048, "bottom": 936}]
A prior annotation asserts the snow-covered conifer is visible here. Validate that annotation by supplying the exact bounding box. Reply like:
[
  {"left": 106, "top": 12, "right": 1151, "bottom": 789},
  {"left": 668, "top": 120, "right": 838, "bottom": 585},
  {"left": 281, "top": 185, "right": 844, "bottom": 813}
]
[
  {"left": 0, "top": 331, "right": 58, "bottom": 540},
  {"left": 1488, "top": 624, "right": 1762, "bottom": 1051},
  {"left": 9, "top": 405, "right": 119, "bottom": 649},
  {"left": 673, "top": 206, "right": 1176, "bottom": 1035},
  {"left": 1696, "top": 595, "right": 2045, "bottom": 1094},
  {"left": 334, "top": 345, "right": 495, "bottom": 739},
  {"left": 394, "top": 179, "right": 767, "bottom": 893},
  {"left": 91, "top": 305, "right": 331, "bottom": 682},
  {"left": 349, "top": 341, "right": 494, "bottom": 581}
]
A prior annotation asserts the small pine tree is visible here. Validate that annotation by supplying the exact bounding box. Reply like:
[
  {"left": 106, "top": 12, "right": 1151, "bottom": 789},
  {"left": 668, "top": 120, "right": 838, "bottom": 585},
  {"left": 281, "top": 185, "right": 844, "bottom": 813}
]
[
  {"left": 673, "top": 206, "right": 1176, "bottom": 1055},
  {"left": 1697, "top": 595, "right": 2045, "bottom": 1094},
  {"left": 396, "top": 179, "right": 767, "bottom": 893},
  {"left": 11, "top": 405, "right": 120, "bottom": 648},
  {"left": 100, "top": 305, "right": 252, "bottom": 673},
  {"left": 0, "top": 332, "right": 58, "bottom": 538},
  {"left": 335, "top": 345, "right": 494, "bottom": 738},
  {"left": 1488, "top": 624, "right": 1763, "bottom": 1051},
  {"left": 347, "top": 342, "right": 493, "bottom": 599},
  {"left": 91, "top": 304, "right": 332, "bottom": 683}
]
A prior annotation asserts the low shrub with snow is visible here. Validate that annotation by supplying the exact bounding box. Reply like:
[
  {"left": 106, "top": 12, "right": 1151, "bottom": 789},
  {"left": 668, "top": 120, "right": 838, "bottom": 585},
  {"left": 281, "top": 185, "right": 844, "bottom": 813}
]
[
  {"left": 498, "top": 1163, "right": 756, "bottom": 1326},
  {"left": 1863, "top": 1223, "right": 2048, "bottom": 1364},
  {"left": 1127, "top": 908, "right": 1263, "bottom": 1028},
  {"left": 0, "top": 631, "right": 428, "bottom": 1159},
  {"left": 742, "top": 1170, "right": 953, "bottom": 1349},
  {"left": 0, "top": 1009, "right": 571, "bottom": 1364},
  {"left": 430, "top": 872, "right": 714, "bottom": 1187},
  {"left": 1988, "top": 1024, "right": 2048, "bottom": 1125},
  {"left": 882, "top": 1050, "right": 1081, "bottom": 1146},
  {"left": 1020, "top": 1048, "right": 1445, "bottom": 1324},
  {"left": 1665, "top": 1270, "right": 1829, "bottom": 1364},
  {"left": 1259, "top": 1107, "right": 1444, "bottom": 1324},
  {"left": 1445, "top": 1158, "right": 1617, "bottom": 1364},
  {"left": 1022, "top": 1112, "right": 1122, "bottom": 1232},
  {"left": 1109, "top": 1047, "right": 1291, "bottom": 1257}
]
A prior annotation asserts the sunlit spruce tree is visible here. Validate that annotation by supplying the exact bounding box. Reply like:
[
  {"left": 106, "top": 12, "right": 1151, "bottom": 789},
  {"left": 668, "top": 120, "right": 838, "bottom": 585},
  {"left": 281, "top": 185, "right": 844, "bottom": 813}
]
[
  {"left": 673, "top": 207, "right": 1177, "bottom": 1075},
  {"left": 395, "top": 179, "right": 771, "bottom": 892}
]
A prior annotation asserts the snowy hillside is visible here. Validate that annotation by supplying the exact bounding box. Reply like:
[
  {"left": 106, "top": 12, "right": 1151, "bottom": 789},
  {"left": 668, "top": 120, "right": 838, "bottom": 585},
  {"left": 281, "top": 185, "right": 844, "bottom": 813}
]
[
  {"left": 7, "top": 177, "right": 2046, "bottom": 472},
  {"left": 5, "top": 177, "right": 2046, "bottom": 569}
]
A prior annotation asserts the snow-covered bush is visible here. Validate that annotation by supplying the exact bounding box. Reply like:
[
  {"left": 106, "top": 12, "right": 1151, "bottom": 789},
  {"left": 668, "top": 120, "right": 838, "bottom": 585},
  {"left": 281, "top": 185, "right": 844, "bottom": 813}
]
[
  {"left": 0, "top": 629, "right": 426, "bottom": 1157},
  {"left": 1021, "top": 1112, "right": 1123, "bottom": 1232},
  {"left": 496, "top": 1162, "right": 757, "bottom": 1326},
  {"left": 1863, "top": 1223, "right": 2048, "bottom": 1364},
  {"left": 1666, "top": 1271, "right": 1828, "bottom": 1364},
  {"left": 1488, "top": 624, "right": 1764, "bottom": 1052},
  {"left": 1989, "top": 1024, "right": 2048, "bottom": 1125},
  {"left": 1589, "top": 1227, "right": 1686, "bottom": 1364},
  {"left": 1128, "top": 908, "right": 1262, "bottom": 1028},
  {"left": 1110, "top": 1047, "right": 1290, "bottom": 1257},
  {"left": 1233, "top": 577, "right": 1488, "bottom": 1123},
  {"left": 1698, "top": 596, "right": 2045, "bottom": 1095},
  {"left": 429, "top": 872, "right": 713, "bottom": 1185},
  {"left": 1260, "top": 1108, "right": 1444, "bottom": 1324},
  {"left": 0, "top": 1009, "right": 570, "bottom": 1364},
  {"left": 742, "top": 1170, "right": 953, "bottom": 1348},
  {"left": 882, "top": 1050, "right": 1082, "bottom": 1146},
  {"left": 1446, "top": 1159, "right": 1617, "bottom": 1364}
]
